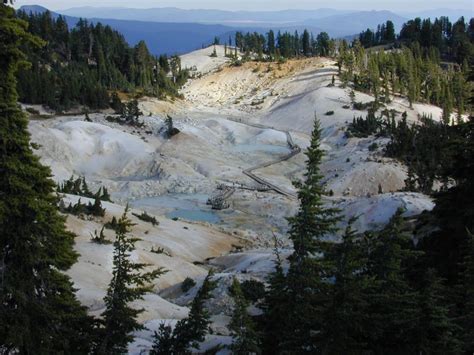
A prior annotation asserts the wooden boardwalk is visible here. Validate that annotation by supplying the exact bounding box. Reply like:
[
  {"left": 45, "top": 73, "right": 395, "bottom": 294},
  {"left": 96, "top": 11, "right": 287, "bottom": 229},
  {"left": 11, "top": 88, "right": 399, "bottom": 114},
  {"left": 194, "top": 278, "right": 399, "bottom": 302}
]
[{"left": 225, "top": 117, "right": 301, "bottom": 199}]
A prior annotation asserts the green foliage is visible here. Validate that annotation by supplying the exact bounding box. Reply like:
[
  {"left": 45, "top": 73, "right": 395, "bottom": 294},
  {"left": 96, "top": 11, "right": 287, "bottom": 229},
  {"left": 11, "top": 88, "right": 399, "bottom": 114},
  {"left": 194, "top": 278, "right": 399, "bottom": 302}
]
[
  {"left": 240, "top": 279, "right": 266, "bottom": 303},
  {"left": 62, "top": 196, "right": 106, "bottom": 217},
  {"left": 319, "top": 218, "right": 371, "bottom": 352},
  {"left": 110, "top": 91, "right": 124, "bottom": 114},
  {"left": 210, "top": 46, "right": 218, "bottom": 57},
  {"left": 346, "top": 109, "right": 399, "bottom": 139},
  {"left": 359, "top": 20, "right": 397, "bottom": 47},
  {"left": 261, "top": 241, "right": 288, "bottom": 354},
  {"left": 385, "top": 113, "right": 453, "bottom": 194},
  {"left": 0, "top": 4, "right": 95, "bottom": 352},
  {"left": 97, "top": 208, "right": 165, "bottom": 353},
  {"left": 151, "top": 271, "right": 217, "bottom": 354},
  {"left": 368, "top": 142, "right": 379, "bottom": 151},
  {"left": 58, "top": 175, "right": 112, "bottom": 201},
  {"left": 339, "top": 19, "right": 472, "bottom": 114},
  {"left": 15, "top": 11, "right": 188, "bottom": 111},
  {"left": 272, "top": 117, "right": 342, "bottom": 353},
  {"left": 165, "top": 115, "right": 180, "bottom": 138},
  {"left": 228, "top": 278, "right": 261, "bottom": 354},
  {"left": 181, "top": 277, "right": 196, "bottom": 293},
  {"left": 132, "top": 211, "right": 159, "bottom": 226},
  {"left": 91, "top": 226, "right": 112, "bottom": 245},
  {"left": 104, "top": 216, "right": 119, "bottom": 231},
  {"left": 234, "top": 29, "right": 335, "bottom": 61},
  {"left": 121, "top": 99, "right": 144, "bottom": 127}
]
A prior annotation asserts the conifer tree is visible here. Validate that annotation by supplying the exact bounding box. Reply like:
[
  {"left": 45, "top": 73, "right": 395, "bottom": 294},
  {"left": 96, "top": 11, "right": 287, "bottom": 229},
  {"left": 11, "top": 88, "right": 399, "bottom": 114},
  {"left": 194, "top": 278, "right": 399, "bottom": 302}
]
[
  {"left": 415, "top": 268, "right": 461, "bottom": 354},
  {"left": 456, "top": 230, "right": 474, "bottom": 352},
  {"left": 0, "top": 3, "right": 94, "bottom": 353},
  {"left": 151, "top": 271, "right": 216, "bottom": 354},
  {"left": 261, "top": 238, "right": 288, "bottom": 354},
  {"left": 363, "top": 209, "right": 420, "bottom": 353},
  {"left": 281, "top": 116, "right": 341, "bottom": 352},
  {"left": 97, "top": 208, "right": 164, "bottom": 354},
  {"left": 321, "top": 218, "right": 371, "bottom": 353},
  {"left": 229, "top": 278, "right": 261, "bottom": 354}
]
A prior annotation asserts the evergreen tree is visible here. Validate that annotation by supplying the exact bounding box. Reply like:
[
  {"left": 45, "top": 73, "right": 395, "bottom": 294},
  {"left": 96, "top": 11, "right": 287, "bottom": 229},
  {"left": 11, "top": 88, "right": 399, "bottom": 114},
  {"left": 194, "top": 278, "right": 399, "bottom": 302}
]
[
  {"left": 455, "top": 230, "right": 474, "bottom": 352},
  {"left": 97, "top": 208, "right": 164, "bottom": 354},
  {"left": 261, "top": 238, "right": 288, "bottom": 354},
  {"left": 0, "top": 3, "right": 95, "bottom": 353},
  {"left": 414, "top": 268, "right": 461, "bottom": 354},
  {"left": 110, "top": 91, "right": 124, "bottom": 114},
  {"left": 151, "top": 271, "right": 216, "bottom": 354},
  {"left": 228, "top": 278, "right": 261, "bottom": 354},
  {"left": 363, "top": 210, "right": 420, "bottom": 353},
  {"left": 280, "top": 117, "right": 341, "bottom": 352},
  {"left": 267, "top": 30, "right": 275, "bottom": 57},
  {"left": 302, "top": 29, "right": 311, "bottom": 56},
  {"left": 321, "top": 218, "right": 371, "bottom": 353}
]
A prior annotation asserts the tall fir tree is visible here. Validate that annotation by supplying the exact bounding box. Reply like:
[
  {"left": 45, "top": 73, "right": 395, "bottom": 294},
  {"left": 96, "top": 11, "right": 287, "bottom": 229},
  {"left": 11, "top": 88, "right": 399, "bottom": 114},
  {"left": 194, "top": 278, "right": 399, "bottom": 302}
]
[
  {"left": 280, "top": 117, "right": 341, "bottom": 352},
  {"left": 151, "top": 271, "right": 216, "bottom": 354},
  {"left": 414, "top": 268, "right": 461, "bottom": 354},
  {"left": 228, "top": 278, "right": 261, "bottom": 354},
  {"left": 261, "top": 239, "right": 288, "bottom": 354},
  {"left": 0, "top": 3, "right": 95, "bottom": 353},
  {"left": 97, "top": 208, "right": 164, "bottom": 354},
  {"left": 363, "top": 209, "right": 420, "bottom": 353},
  {"left": 455, "top": 230, "right": 474, "bottom": 352},
  {"left": 320, "top": 218, "right": 371, "bottom": 353}
]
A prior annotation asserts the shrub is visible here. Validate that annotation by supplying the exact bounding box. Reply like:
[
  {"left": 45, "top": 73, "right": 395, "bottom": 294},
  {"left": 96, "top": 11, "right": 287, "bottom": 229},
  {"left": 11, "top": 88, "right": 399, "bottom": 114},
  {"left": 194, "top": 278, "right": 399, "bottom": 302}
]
[
  {"left": 181, "top": 277, "right": 196, "bottom": 293},
  {"left": 368, "top": 142, "right": 379, "bottom": 151},
  {"left": 25, "top": 107, "right": 40, "bottom": 115},
  {"left": 132, "top": 211, "right": 159, "bottom": 226},
  {"left": 240, "top": 280, "right": 265, "bottom": 303},
  {"left": 90, "top": 227, "right": 112, "bottom": 244}
]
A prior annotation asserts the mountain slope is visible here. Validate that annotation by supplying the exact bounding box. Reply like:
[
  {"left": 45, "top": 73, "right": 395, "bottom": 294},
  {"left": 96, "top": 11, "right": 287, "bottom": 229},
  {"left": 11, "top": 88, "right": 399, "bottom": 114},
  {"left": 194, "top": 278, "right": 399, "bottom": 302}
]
[{"left": 60, "top": 6, "right": 352, "bottom": 24}]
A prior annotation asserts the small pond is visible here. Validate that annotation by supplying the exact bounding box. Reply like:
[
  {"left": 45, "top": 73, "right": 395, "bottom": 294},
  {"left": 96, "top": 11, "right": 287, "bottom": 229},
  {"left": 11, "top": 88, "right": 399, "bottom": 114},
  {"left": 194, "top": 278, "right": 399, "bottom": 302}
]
[{"left": 130, "top": 193, "right": 222, "bottom": 224}]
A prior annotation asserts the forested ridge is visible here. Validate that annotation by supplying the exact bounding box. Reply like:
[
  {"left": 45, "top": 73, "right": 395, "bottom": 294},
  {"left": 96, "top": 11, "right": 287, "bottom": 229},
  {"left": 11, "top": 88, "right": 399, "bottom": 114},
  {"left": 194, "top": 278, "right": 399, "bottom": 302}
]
[
  {"left": 339, "top": 17, "right": 473, "bottom": 119},
  {"left": 15, "top": 10, "right": 188, "bottom": 112}
]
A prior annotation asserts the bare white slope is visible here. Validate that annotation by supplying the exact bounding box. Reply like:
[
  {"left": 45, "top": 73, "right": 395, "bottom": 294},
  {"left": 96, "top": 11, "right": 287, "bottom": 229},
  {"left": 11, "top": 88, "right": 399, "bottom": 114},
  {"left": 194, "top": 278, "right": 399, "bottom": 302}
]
[
  {"left": 63, "top": 194, "right": 241, "bottom": 322},
  {"left": 180, "top": 45, "right": 231, "bottom": 76}
]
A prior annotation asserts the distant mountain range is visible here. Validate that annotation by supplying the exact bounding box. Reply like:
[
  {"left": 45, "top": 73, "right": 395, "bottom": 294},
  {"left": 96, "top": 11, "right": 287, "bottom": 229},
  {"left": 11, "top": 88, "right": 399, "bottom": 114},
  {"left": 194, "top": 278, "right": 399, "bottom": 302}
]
[
  {"left": 18, "top": 5, "right": 473, "bottom": 55},
  {"left": 58, "top": 7, "right": 352, "bottom": 25}
]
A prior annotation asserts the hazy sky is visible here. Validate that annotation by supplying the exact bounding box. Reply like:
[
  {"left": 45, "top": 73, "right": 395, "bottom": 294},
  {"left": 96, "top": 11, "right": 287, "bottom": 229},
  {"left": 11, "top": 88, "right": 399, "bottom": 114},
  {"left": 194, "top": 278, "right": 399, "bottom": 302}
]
[{"left": 14, "top": 0, "right": 474, "bottom": 12}]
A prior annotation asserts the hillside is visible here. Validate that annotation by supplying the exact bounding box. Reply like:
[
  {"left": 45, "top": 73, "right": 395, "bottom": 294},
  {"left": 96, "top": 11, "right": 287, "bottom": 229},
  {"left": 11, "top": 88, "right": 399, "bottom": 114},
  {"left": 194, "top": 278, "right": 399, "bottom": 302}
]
[{"left": 25, "top": 44, "right": 459, "bottom": 351}]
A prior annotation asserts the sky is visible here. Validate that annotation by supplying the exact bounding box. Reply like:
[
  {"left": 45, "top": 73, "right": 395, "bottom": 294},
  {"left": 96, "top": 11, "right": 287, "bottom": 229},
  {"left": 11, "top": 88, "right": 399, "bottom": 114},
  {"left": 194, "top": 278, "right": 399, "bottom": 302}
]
[{"left": 14, "top": 0, "right": 474, "bottom": 12}]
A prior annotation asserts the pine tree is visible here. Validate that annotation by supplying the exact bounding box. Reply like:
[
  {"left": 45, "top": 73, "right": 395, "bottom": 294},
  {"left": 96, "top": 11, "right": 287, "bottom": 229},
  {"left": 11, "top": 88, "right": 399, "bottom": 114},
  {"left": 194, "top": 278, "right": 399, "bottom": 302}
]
[
  {"left": 281, "top": 116, "right": 341, "bottom": 352},
  {"left": 261, "top": 237, "right": 288, "bottom": 354},
  {"left": 0, "top": 4, "right": 95, "bottom": 353},
  {"left": 456, "top": 230, "right": 474, "bottom": 352},
  {"left": 97, "top": 208, "right": 164, "bottom": 354},
  {"left": 151, "top": 271, "right": 216, "bottom": 354},
  {"left": 321, "top": 218, "right": 371, "bottom": 353},
  {"left": 415, "top": 268, "right": 461, "bottom": 354},
  {"left": 89, "top": 195, "right": 106, "bottom": 217},
  {"left": 229, "top": 278, "right": 261, "bottom": 354},
  {"left": 363, "top": 209, "right": 420, "bottom": 353}
]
